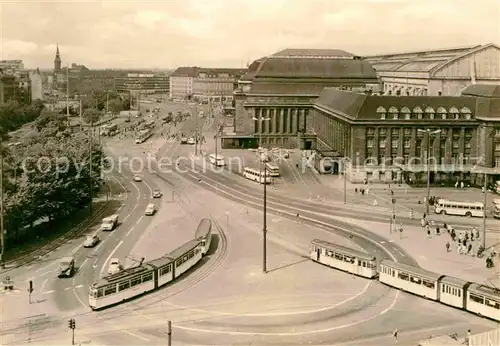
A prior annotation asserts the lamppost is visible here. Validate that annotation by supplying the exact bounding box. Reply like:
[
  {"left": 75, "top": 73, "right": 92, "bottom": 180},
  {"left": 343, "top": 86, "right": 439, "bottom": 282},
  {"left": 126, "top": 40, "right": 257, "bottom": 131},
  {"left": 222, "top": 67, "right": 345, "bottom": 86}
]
[
  {"left": 417, "top": 129, "right": 441, "bottom": 215},
  {"left": 252, "top": 115, "right": 271, "bottom": 273},
  {"left": 0, "top": 139, "right": 4, "bottom": 268}
]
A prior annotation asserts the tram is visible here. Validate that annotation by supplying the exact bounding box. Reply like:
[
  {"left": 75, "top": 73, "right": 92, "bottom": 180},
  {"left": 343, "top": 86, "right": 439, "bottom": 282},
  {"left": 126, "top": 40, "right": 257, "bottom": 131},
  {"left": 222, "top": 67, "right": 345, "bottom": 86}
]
[
  {"left": 310, "top": 239, "right": 378, "bottom": 279},
  {"left": 89, "top": 240, "right": 202, "bottom": 310},
  {"left": 195, "top": 218, "right": 213, "bottom": 255},
  {"left": 310, "top": 239, "right": 500, "bottom": 322}
]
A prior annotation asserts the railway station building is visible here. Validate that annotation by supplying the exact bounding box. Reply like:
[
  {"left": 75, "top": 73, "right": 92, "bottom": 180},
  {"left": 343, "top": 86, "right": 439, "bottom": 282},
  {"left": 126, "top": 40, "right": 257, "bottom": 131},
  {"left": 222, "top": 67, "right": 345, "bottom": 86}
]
[
  {"left": 363, "top": 43, "right": 500, "bottom": 96},
  {"left": 311, "top": 84, "right": 500, "bottom": 185},
  {"left": 222, "top": 48, "right": 380, "bottom": 149}
]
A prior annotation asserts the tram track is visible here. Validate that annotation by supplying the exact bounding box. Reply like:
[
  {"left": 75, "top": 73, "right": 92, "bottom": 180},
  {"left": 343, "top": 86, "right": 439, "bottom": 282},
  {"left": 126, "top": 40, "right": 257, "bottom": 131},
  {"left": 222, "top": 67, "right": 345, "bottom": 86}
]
[{"left": 176, "top": 163, "right": 416, "bottom": 266}]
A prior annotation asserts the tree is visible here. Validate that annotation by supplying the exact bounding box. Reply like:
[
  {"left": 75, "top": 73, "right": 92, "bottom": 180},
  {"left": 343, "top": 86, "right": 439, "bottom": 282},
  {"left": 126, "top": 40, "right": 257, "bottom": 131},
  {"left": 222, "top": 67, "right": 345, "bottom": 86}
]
[
  {"left": 82, "top": 108, "right": 102, "bottom": 124},
  {"left": 107, "top": 98, "right": 125, "bottom": 113}
]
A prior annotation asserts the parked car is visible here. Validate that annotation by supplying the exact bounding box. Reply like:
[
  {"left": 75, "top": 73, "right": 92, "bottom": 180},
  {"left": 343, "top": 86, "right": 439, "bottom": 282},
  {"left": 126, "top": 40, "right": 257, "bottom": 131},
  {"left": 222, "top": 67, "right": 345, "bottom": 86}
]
[
  {"left": 58, "top": 257, "right": 75, "bottom": 278},
  {"left": 152, "top": 189, "right": 162, "bottom": 198},
  {"left": 83, "top": 234, "right": 99, "bottom": 248},
  {"left": 187, "top": 137, "right": 195, "bottom": 145},
  {"left": 133, "top": 174, "right": 142, "bottom": 182},
  {"left": 180, "top": 137, "right": 188, "bottom": 144}
]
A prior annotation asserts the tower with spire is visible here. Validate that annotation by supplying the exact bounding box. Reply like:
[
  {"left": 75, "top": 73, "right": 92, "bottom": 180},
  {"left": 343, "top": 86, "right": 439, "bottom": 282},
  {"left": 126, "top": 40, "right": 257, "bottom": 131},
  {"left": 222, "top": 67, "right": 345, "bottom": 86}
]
[{"left": 54, "top": 44, "right": 61, "bottom": 72}]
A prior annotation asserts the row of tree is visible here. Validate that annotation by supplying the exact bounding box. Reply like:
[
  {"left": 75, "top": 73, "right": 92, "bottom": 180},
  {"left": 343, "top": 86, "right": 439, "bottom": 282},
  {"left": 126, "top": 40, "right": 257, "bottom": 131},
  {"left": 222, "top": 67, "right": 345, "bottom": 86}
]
[{"left": 1, "top": 104, "right": 104, "bottom": 245}]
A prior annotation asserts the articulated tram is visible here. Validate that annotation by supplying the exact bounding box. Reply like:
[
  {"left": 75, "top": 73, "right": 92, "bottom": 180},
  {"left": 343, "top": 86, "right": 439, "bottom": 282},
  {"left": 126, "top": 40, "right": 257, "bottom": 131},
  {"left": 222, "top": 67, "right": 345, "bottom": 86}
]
[
  {"left": 311, "top": 239, "right": 500, "bottom": 322},
  {"left": 195, "top": 218, "right": 212, "bottom": 255},
  {"left": 89, "top": 219, "right": 214, "bottom": 310}
]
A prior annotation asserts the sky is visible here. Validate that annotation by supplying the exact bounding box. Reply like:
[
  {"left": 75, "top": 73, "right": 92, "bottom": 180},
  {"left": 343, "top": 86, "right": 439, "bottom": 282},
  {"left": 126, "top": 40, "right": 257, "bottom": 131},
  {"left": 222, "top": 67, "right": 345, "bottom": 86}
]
[{"left": 0, "top": 0, "right": 499, "bottom": 70}]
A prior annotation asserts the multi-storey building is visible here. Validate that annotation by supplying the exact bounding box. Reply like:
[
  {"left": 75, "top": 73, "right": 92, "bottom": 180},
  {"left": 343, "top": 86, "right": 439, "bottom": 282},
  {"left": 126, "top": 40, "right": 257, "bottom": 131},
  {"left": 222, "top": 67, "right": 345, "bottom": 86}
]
[
  {"left": 311, "top": 84, "right": 500, "bottom": 185},
  {"left": 169, "top": 67, "right": 197, "bottom": 100},
  {"left": 0, "top": 72, "right": 31, "bottom": 104},
  {"left": 29, "top": 68, "right": 43, "bottom": 101},
  {"left": 363, "top": 43, "right": 500, "bottom": 96},
  {"left": 0, "top": 59, "right": 24, "bottom": 71},
  {"left": 115, "top": 73, "right": 169, "bottom": 94},
  {"left": 222, "top": 48, "right": 380, "bottom": 149},
  {"left": 193, "top": 68, "right": 245, "bottom": 102}
]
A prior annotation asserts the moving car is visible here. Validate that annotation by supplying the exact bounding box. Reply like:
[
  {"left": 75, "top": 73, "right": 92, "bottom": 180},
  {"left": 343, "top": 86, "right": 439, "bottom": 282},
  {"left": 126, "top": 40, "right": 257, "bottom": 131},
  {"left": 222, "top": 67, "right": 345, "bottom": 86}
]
[
  {"left": 180, "top": 137, "right": 188, "bottom": 144},
  {"left": 83, "top": 234, "right": 99, "bottom": 248},
  {"left": 58, "top": 257, "right": 75, "bottom": 278},
  {"left": 145, "top": 203, "right": 156, "bottom": 216},
  {"left": 100, "top": 215, "right": 119, "bottom": 231},
  {"left": 133, "top": 174, "right": 142, "bottom": 182},
  {"left": 108, "top": 258, "right": 122, "bottom": 275},
  {"left": 152, "top": 189, "right": 162, "bottom": 198},
  {"left": 187, "top": 137, "right": 195, "bottom": 145}
]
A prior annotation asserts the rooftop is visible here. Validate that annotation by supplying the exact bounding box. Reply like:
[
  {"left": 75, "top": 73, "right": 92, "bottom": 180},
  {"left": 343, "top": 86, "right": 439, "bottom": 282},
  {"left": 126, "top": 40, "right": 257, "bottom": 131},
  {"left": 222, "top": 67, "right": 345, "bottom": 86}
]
[
  {"left": 461, "top": 84, "right": 500, "bottom": 98},
  {"left": 363, "top": 43, "right": 499, "bottom": 74},
  {"left": 314, "top": 87, "right": 480, "bottom": 121},
  {"left": 240, "top": 48, "right": 378, "bottom": 83}
]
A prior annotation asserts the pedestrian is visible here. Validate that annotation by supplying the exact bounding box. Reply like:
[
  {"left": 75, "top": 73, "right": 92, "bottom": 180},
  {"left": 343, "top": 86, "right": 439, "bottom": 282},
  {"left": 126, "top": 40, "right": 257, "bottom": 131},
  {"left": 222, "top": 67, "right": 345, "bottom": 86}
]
[
  {"left": 409, "top": 209, "right": 414, "bottom": 219},
  {"left": 451, "top": 229, "right": 456, "bottom": 241},
  {"left": 468, "top": 243, "right": 473, "bottom": 254},
  {"left": 393, "top": 328, "right": 398, "bottom": 342},
  {"left": 427, "top": 228, "right": 432, "bottom": 238},
  {"left": 466, "top": 329, "right": 471, "bottom": 346},
  {"left": 436, "top": 226, "right": 440, "bottom": 235},
  {"left": 446, "top": 241, "right": 450, "bottom": 252},
  {"left": 471, "top": 232, "right": 474, "bottom": 242},
  {"left": 457, "top": 242, "right": 461, "bottom": 254}
]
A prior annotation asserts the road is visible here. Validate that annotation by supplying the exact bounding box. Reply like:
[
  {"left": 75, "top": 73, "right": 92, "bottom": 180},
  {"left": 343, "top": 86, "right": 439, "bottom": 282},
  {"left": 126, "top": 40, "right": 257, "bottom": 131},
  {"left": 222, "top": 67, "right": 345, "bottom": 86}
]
[{"left": 1, "top": 101, "right": 497, "bottom": 345}]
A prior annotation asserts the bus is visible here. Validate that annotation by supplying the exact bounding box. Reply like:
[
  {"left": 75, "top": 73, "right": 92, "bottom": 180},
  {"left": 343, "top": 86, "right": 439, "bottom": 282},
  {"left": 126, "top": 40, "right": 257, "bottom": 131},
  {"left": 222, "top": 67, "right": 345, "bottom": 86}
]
[
  {"left": 209, "top": 154, "right": 225, "bottom": 167},
  {"left": 434, "top": 199, "right": 484, "bottom": 218},
  {"left": 135, "top": 129, "right": 153, "bottom": 144},
  {"left": 492, "top": 199, "right": 500, "bottom": 219},
  {"left": 243, "top": 167, "right": 271, "bottom": 184},
  {"left": 265, "top": 163, "right": 280, "bottom": 177}
]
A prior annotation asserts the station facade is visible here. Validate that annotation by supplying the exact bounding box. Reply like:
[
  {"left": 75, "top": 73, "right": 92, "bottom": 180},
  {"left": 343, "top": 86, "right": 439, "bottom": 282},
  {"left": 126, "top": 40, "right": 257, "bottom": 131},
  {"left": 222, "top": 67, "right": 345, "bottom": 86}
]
[
  {"left": 312, "top": 85, "right": 500, "bottom": 185},
  {"left": 222, "top": 49, "right": 380, "bottom": 149}
]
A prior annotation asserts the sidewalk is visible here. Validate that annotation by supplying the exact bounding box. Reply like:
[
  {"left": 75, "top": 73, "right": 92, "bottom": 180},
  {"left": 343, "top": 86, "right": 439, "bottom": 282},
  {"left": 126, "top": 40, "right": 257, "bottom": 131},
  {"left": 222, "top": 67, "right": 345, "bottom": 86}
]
[{"left": 327, "top": 214, "right": 500, "bottom": 286}]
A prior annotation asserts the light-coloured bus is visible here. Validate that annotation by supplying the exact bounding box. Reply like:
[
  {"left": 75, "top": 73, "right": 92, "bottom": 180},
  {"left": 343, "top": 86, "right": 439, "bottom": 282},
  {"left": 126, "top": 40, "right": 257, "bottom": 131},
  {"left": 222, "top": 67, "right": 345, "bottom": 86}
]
[
  {"left": 434, "top": 199, "right": 484, "bottom": 218},
  {"left": 265, "top": 163, "right": 280, "bottom": 177},
  {"left": 135, "top": 129, "right": 153, "bottom": 144},
  {"left": 209, "top": 154, "right": 225, "bottom": 167},
  {"left": 243, "top": 167, "right": 271, "bottom": 184}
]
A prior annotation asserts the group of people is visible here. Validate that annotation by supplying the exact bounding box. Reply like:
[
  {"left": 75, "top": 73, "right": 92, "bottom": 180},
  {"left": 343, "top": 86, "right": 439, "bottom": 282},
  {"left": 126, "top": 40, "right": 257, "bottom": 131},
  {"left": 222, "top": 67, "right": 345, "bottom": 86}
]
[{"left": 420, "top": 215, "right": 496, "bottom": 268}]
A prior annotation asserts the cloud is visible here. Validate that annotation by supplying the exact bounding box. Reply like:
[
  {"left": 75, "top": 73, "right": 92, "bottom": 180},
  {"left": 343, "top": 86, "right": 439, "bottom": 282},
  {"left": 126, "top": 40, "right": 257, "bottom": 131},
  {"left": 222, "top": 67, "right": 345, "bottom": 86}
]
[{"left": 0, "top": 0, "right": 498, "bottom": 69}]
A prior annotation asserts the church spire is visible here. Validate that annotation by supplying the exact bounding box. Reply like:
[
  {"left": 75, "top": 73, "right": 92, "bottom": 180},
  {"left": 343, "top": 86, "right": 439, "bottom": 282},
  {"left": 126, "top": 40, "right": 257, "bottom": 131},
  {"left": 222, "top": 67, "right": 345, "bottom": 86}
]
[{"left": 54, "top": 43, "right": 61, "bottom": 72}]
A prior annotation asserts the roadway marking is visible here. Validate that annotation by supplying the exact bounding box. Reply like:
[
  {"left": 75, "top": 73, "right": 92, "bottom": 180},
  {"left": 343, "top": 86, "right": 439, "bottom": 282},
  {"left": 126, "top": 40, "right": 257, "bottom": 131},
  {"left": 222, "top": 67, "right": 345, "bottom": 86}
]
[
  {"left": 75, "top": 284, "right": 84, "bottom": 289},
  {"left": 379, "top": 241, "right": 386, "bottom": 244},
  {"left": 40, "top": 278, "right": 48, "bottom": 294},
  {"left": 393, "top": 248, "right": 405, "bottom": 257},
  {"left": 93, "top": 242, "right": 104, "bottom": 252},
  {"left": 35, "top": 260, "right": 58, "bottom": 273},
  {"left": 194, "top": 175, "right": 398, "bottom": 262},
  {"left": 92, "top": 259, "right": 99, "bottom": 269},
  {"left": 122, "top": 182, "right": 140, "bottom": 224},
  {"left": 70, "top": 244, "right": 81, "bottom": 254},
  {"left": 64, "top": 287, "right": 72, "bottom": 291},
  {"left": 143, "top": 180, "right": 154, "bottom": 198},
  {"left": 122, "top": 330, "right": 150, "bottom": 341},
  {"left": 172, "top": 291, "right": 400, "bottom": 336},
  {"left": 165, "top": 280, "right": 373, "bottom": 317},
  {"left": 43, "top": 290, "right": 55, "bottom": 294},
  {"left": 126, "top": 215, "right": 144, "bottom": 236},
  {"left": 100, "top": 240, "right": 124, "bottom": 277},
  {"left": 73, "top": 287, "right": 89, "bottom": 310}
]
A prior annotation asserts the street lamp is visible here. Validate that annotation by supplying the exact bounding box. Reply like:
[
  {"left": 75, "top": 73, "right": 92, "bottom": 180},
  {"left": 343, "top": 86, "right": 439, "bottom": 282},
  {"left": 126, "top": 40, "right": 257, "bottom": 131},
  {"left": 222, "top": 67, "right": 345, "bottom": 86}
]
[
  {"left": 252, "top": 115, "right": 271, "bottom": 273},
  {"left": 417, "top": 129, "right": 441, "bottom": 215}
]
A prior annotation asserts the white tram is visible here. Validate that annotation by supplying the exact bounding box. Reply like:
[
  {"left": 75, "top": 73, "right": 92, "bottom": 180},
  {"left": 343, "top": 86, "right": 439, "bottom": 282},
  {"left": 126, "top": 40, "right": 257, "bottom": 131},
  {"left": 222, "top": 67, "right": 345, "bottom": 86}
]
[
  {"left": 312, "top": 239, "right": 500, "bottom": 322},
  {"left": 439, "top": 276, "right": 470, "bottom": 308},
  {"left": 310, "top": 239, "right": 378, "bottom": 279},
  {"left": 194, "top": 218, "right": 212, "bottom": 255},
  {"left": 89, "top": 240, "right": 202, "bottom": 310},
  {"left": 379, "top": 260, "right": 444, "bottom": 300},
  {"left": 466, "top": 284, "right": 500, "bottom": 321}
]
